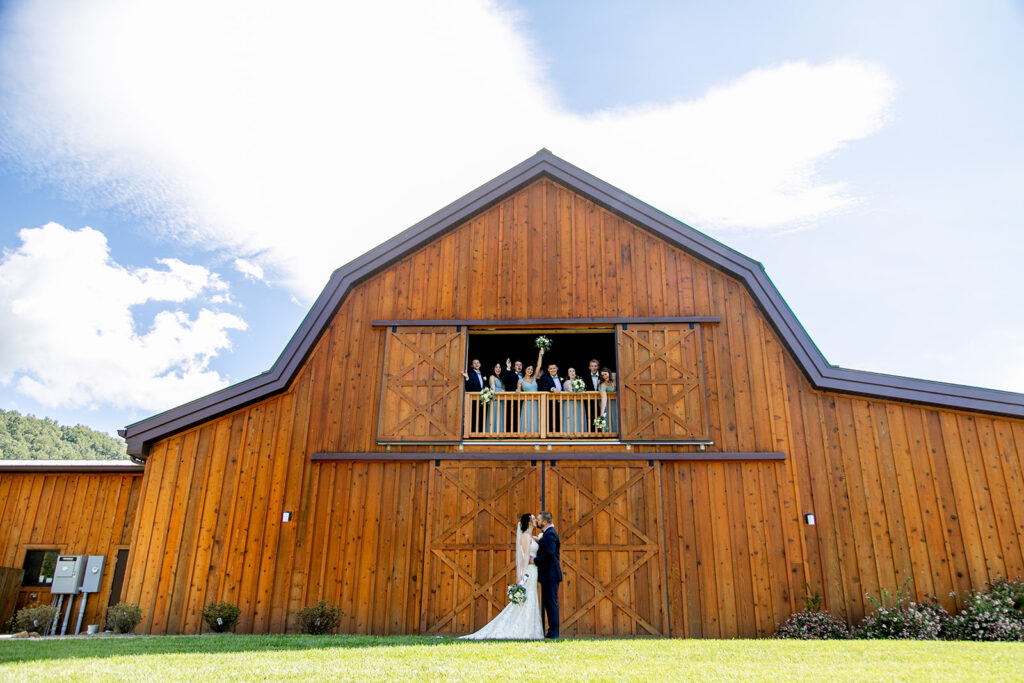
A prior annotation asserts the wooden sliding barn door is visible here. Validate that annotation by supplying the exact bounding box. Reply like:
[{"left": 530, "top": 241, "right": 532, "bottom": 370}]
[
  {"left": 377, "top": 326, "right": 466, "bottom": 442},
  {"left": 546, "top": 461, "right": 669, "bottom": 636},
  {"left": 617, "top": 323, "right": 709, "bottom": 441},
  {"left": 420, "top": 461, "right": 542, "bottom": 634}
]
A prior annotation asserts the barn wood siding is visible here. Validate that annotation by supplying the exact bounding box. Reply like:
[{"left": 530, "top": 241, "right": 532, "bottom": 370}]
[
  {"left": 0, "top": 471, "right": 141, "bottom": 629},
  {"left": 122, "top": 178, "right": 1024, "bottom": 635}
]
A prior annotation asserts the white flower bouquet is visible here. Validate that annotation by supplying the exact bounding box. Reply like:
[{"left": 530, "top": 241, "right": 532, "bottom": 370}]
[
  {"left": 479, "top": 387, "right": 495, "bottom": 404},
  {"left": 570, "top": 378, "right": 586, "bottom": 393},
  {"left": 593, "top": 415, "right": 607, "bottom": 431},
  {"left": 507, "top": 583, "right": 527, "bottom": 605},
  {"left": 535, "top": 336, "right": 552, "bottom": 351}
]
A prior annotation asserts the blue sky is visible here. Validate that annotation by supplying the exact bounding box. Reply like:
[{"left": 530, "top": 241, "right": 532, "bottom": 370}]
[{"left": 0, "top": 0, "right": 1022, "bottom": 437}]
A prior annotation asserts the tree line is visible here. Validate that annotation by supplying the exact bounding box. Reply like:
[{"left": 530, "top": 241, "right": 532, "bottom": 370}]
[{"left": 0, "top": 409, "right": 127, "bottom": 460}]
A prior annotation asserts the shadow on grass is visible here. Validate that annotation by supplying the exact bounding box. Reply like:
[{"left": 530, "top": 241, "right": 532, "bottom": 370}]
[{"left": 0, "top": 634, "right": 504, "bottom": 664}]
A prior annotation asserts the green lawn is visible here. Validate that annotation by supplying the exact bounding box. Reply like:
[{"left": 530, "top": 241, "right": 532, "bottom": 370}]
[{"left": 1, "top": 635, "right": 1023, "bottom": 681}]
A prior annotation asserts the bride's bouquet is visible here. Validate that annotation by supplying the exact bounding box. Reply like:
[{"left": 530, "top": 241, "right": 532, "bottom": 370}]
[
  {"left": 570, "top": 378, "right": 586, "bottom": 393},
  {"left": 479, "top": 387, "right": 495, "bottom": 404},
  {"left": 534, "top": 335, "right": 552, "bottom": 351},
  {"left": 506, "top": 583, "right": 527, "bottom": 605}
]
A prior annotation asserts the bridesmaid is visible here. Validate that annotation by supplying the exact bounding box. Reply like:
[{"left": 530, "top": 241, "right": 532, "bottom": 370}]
[
  {"left": 517, "top": 365, "right": 539, "bottom": 435},
  {"left": 562, "top": 367, "right": 584, "bottom": 433},
  {"left": 486, "top": 362, "right": 505, "bottom": 434},
  {"left": 598, "top": 367, "right": 618, "bottom": 434}
]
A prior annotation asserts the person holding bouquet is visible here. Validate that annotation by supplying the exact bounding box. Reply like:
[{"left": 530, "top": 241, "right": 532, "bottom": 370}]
[
  {"left": 517, "top": 364, "right": 540, "bottom": 434},
  {"left": 562, "top": 367, "right": 586, "bottom": 433}
]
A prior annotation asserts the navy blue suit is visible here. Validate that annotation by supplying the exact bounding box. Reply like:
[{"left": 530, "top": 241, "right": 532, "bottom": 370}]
[
  {"left": 534, "top": 526, "right": 562, "bottom": 638},
  {"left": 464, "top": 369, "right": 485, "bottom": 391}
]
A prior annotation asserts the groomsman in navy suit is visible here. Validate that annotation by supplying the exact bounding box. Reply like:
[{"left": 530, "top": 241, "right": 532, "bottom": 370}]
[
  {"left": 537, "top": 363, "right": 563, "bottom": 433},
  {"left": 462, "top": 358, "right": 485, "bottom": 391},
  {"left": 462, "top": 359, "right": 486, "bottom": 429}
]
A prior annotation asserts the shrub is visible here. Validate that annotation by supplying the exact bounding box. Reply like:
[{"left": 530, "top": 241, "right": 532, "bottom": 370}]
[
  {"left": 7, "top": 603, "right": 58, "bottom": 634},
  {"left": 774, "top": 589, "right": 850, "bottom": 639},
  {"left": 201, "top": 601, "right": 241, "bottom": 633},
  {"left": 854, "top": 585, "right": 944, "bottom": 640},
  {"left": 106, "top": 602, "right": 143, "bottom": 634},
  {"left": 295, "top": 600, "right": 344, "bottom": 635},
  {"left": 946, "top": 578, "right": 1024, "bottom": 641}
]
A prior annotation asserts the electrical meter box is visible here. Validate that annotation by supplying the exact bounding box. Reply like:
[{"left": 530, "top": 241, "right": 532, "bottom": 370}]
[
  {"left": 81, "top": 555, "right": 106, "bottom": 593},
  {"left": 51, "top": 555, "right": 86, "bottom": 594}
]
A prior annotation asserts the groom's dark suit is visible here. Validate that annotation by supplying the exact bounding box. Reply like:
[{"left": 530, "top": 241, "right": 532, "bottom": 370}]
[{"left": 534, "top": 525, "right": 562, "bottom": 638}]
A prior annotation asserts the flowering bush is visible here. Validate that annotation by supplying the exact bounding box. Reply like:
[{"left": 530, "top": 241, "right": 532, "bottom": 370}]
[
  {"left": 774, "top": 590, "right": 850, "bottom": 639},
  {"left": 295, "top": 600, "right": 344, "bottom": 635},
  {"left": 946, "top": 578, "right": 1024, "bottom": 641},
  {"left": 106, "top": 602, "right": 143, "bottom": 634},
  {"left": 854, "top": 585, "right": 944, "bottom": 640},
  {"left": 7, "top": 602, "right": 58, "bottom": 634},
  {"left": 201, "top": 601, "right": 241, "bottom": 632}
]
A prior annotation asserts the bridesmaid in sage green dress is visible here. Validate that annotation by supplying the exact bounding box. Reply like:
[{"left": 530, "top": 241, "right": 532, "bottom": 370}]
[
  {"left": 486, "top": 362, "right": 505, "bottom": 433},
  {"left": 598, "top": 367, "right": 618, "bottom": 434},
  {"left": 517, "top": 365, "right": 539, "bottom": 434}
]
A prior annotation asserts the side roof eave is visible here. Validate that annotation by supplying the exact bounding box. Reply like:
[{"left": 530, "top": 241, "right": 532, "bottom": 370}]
[{"left": 122, "top": 149, "right": 1024, "bottom": 457}]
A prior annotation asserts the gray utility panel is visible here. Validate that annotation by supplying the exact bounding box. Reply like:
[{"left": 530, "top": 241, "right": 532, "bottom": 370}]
[
  {"left": 81, "top": 555, "right": 105, "bottom": 593},
  {"left": 50, "top": 555, "right": 86, "bottom": 594}
]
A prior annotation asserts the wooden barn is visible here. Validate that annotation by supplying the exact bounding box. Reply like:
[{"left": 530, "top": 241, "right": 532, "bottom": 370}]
[{"left": 3, "top": 150, "right": 1024, "bottom": 637}]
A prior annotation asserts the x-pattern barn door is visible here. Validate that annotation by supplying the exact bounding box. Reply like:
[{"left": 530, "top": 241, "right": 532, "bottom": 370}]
[
  {"left": 419, "top": 461, "right": 541, "bottom": 634},
  {"left": 546, "top": 461, "right": 669, "bottom": 636},
  {"left": 617, "top": 323, "right": 709, "bottom": 441},
  {"left": 377, "top": 326, "right": 466, "bottom": 442},
  {"left": 419, "top": 460, "right": 669, "bottom": 637}
]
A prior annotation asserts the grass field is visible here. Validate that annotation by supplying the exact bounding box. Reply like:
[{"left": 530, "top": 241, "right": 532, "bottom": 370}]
[{"left": 1, "top": 635, "right": 1023, "bottom": 681}]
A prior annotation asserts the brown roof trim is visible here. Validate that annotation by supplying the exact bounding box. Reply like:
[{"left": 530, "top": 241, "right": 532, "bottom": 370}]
[
  {"left": 371, "top": 316, "right": 721, "bottom": 327},
  {"left": 311, "top": 451, "right": 785, "bottom": 462},
  {"left": 122, "top": 149, "right": 1024, "bottom": 457},
  {"left": 0, "top": 460, "right": 145, "bottom": 473}
]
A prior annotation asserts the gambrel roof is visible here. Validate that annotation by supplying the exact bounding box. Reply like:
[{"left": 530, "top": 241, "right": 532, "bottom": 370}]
[{"left": 121, "top": 150, "right": 1024, "bottom": 457}]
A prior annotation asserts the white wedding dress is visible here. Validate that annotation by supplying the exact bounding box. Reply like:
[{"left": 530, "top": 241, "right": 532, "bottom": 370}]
[{"left": 460, "top": 530, "right": 544, "bottom": 639}]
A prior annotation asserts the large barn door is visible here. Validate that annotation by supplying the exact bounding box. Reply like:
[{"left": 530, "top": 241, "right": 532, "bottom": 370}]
[
  {"left": 377, "top": 326, "right": 466, "bottom": 442},
  {"left": 616, "top": 323, "right": 709, "bottom": 441},
  {"left": 547, "top": 461, "right": 669, "bottom": 636},
  {"left": 419, "top": 461, "right": 542, "bottom": 634}
]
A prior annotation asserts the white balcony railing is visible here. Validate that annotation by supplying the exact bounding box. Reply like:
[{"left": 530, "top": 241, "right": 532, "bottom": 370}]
[{"left": 463, "top": 391, "right": 618, "bottom": 439}]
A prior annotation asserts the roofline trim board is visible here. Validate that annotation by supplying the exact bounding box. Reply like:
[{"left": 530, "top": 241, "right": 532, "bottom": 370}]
[{"left": 121, "top": 150, "right": 1024, "bottom": 457}]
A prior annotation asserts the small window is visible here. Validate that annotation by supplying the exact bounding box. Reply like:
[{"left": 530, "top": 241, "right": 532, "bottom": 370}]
[{"left": 22, "top": 549, "right": 59, "bottom": 587}]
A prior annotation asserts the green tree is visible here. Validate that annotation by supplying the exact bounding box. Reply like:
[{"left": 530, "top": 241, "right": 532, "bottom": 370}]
[{"left": 0, "top": 409, "right": 127, "bottom": 460}]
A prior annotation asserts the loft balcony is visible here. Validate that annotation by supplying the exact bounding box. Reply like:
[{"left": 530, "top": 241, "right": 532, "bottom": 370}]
[{"left": 463, "top": 391, "right": 618, "bottom": 440}]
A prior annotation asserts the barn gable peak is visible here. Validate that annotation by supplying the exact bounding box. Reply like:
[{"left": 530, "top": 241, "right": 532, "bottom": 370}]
[{"left": 121, "top": 149, "right": 1024, "bottom": 457}]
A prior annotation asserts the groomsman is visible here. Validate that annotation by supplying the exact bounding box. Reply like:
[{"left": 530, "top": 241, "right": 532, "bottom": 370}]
[
  {"left": 537, "top": 364, "right": 563, "bottom": 433},
  {"left": 462, "top": 359, "right": 486, "bottom": 391},
  {"left": 537, "top": 364, "right": 563, "bottom": 392},
  {"left": 501, "top": 358, "right": 523, "bottom": 390},
  {"left": 587, "top": 359, "right": 601, "bottom": 390}
]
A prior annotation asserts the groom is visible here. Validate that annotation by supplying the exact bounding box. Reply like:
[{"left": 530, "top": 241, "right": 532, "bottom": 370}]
[{"left": 531, "top": 510, "right": 562, "bottom": 638}]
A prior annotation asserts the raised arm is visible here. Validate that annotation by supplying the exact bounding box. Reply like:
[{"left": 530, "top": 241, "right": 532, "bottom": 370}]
[{"left": 536, "top": 348, "right": 544, "bottom": 374}]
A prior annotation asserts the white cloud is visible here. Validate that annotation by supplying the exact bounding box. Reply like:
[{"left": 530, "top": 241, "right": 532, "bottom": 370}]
[
  {"left": 233, "top": 258, "right": 265, "bottom": 282},
  {"left": 0, "top": 0, "right": 894, "bottom": 301},
  {"left": 0, "top": 223, "right": 247, "bottom": 411}
]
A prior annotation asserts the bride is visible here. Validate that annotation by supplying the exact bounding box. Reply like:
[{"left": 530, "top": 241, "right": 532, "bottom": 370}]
[{"left": 460, "top": 513, "right": 544, "bottom": 639}]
